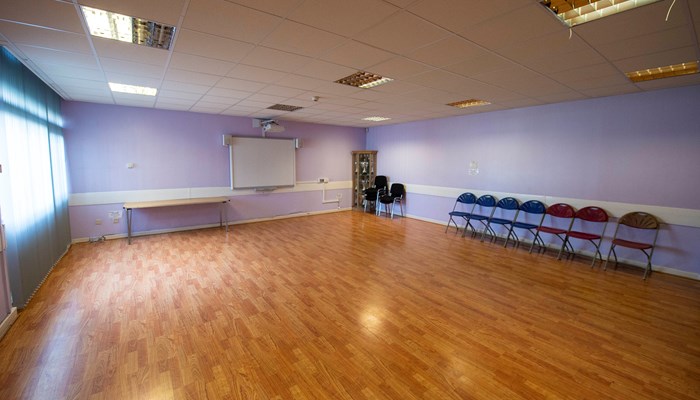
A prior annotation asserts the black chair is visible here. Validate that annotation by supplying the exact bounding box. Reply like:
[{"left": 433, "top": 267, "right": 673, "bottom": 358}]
[
  {"left": 363, "top": 175, "right": 387, "bottom": 212},
  {"left": 377, "top": 183, "right": 405, "bottom": 218}
]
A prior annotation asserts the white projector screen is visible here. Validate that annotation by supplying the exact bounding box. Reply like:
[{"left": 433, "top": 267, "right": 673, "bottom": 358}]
[{"left": 229, "top": 137, "right": 296, "bottom": 189}]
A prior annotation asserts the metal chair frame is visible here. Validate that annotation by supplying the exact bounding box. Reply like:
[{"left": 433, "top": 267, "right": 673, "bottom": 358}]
[
  {"left": 363, "top": 175, "right": 387, "bottom": 212},
  {"left": 558, "top": 206, "right": 609, "bottom": 267},
  {"left": 461, "top": 195, "right": 497, "bottom": 239},
  {"left": 529, "top": 203, "right": 576, "bottom": 255},
  {"left": 445, "top": 192, "right": 477, "bottom": 234},
  {"left": 480, "top": 197, "right": 520, "bottom": 244},
  {"left": 505, "top": 200, "right": 546, "bottom": 249},
  {"left": 604, "top": 212, "right": 660, "bottom": 280}
]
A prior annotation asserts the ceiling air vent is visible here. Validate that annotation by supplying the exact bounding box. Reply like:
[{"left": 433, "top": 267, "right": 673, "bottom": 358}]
[{"left": 267, "top": 104, "right": 304, "bottom": 112}]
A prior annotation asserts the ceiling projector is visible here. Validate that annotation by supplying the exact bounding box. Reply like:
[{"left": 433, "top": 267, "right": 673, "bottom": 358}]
[{"left": 261, "top": 120, "right": 285, "bottom": 133}]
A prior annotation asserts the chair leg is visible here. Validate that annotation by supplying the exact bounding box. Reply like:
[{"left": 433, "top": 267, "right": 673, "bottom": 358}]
[
  {"left": 557, "top": 237, "right": 569, "bottom": 260},
  {"left": 604, "top": 245, "right": 614, "bottom": 270},
  {"left": 590, "top": 240, "right": 603, "bottom": 268},
  {"left": 642, "top": 249, "right": 652, "bottom": 280},
  {"left": 529, "top": 232, "right": 541, "bottom": 254},
  {"left": 390, "top": 202, "right": 394, "bottom": 219}
]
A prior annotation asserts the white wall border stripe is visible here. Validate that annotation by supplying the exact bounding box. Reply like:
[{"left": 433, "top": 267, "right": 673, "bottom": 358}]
[
  {"left": 69, "top": 181, "right": 352, "bottom": 206},
  {"left": 406, "top": 184, "right": 700, "bottom": 228}
]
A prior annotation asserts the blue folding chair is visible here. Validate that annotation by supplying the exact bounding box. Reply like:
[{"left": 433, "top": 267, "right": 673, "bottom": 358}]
[
  {"left": 461, "top": 195, "right": 497, "bottom": 239},
  {"left": 505, "top": 200, "right": 546, "bottom": 248},
  {"left": 480, "top": 197, "right": 520, "bottom": 243},
  {"left": 446, "top": 192, "right": 477, "bottom": 233}
]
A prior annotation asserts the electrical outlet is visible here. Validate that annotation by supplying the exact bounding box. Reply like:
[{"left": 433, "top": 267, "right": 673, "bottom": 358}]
[
  {"left": 95, "top": 219, "right": 102, "bottom": 225},
  {"left": 113, "top": 218, "right": 120, "bottom": 224},
  {"left": 318, "top": 177, "right": 329, "bottom": 183}
]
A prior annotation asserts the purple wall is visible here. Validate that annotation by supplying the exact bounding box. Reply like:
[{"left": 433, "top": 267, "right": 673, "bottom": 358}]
[
  {"left": 367, "top": 85, "right": 700, "bottom": 275},
  {"left": 63, "top": 102, "right": 365, "bottom": 239}
]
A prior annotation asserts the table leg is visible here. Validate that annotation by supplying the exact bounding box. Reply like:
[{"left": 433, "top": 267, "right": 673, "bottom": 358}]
[{"left": 126, "top": 208, "right": 132, "bottom": 245}]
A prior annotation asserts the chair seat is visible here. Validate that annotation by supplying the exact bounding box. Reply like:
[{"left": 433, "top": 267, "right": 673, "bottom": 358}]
[
  {"left": 612, "top": 238, "right": 653, "bottom": 250},
  {"left": 567, "top": 230, "right": 602, "bottom": 241},
  {"left": 469, "top": 215, "right": 489, "bottom": 221},
  {"left": 489, "top": 217, "right": 512, "bottom": 225},
  {"left": 538, "top": 225, "right": 567, "bottom": 235},
  {"left": 449, "top": 211, "right": 471, "bottom": 217},
  {"left": 512, "top": 221, "right": 537, "bottom": 230}
]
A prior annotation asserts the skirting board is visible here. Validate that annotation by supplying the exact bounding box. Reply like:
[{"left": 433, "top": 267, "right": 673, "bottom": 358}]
[
  {"left": 72, "top": 207, "right": 352, "bottom": 244},
  {"left": 0, "top": 307, "right": 18, "bottom": 341},
  {"left": 406, "top": 213, "right": 700, "bottom": 281}
]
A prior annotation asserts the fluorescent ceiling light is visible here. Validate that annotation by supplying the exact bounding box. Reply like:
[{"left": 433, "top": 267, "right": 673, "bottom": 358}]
[
  {"left": 447, "top": 99, "right": 491, "bottom": 108},
  {"left": 626, "top": 61, "right": 699, "bottom": 83},
  {"left": 81, "top": 6, "right": 176, "bottom": 50},
  {"left": 109, "top": 82, "right": 157, "bottom": 96},
  {"left": 335, "top": 72, "right": 394, "bottom": 89},
  {"left": 541, "top": 0, "right": 662, "bottom": 27},
  {"left": 362, "top": 116, "right": 391, "bottom": 122}
]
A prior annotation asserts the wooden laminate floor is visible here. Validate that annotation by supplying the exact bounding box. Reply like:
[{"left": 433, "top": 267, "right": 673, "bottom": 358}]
[{"left": 0, "top": 211, "right": 699, "bottom": 399}]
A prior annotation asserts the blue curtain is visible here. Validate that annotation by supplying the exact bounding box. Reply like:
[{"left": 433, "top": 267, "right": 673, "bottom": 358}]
[{"left": 0, "top": 47, "right": 71, "bottom": 308}]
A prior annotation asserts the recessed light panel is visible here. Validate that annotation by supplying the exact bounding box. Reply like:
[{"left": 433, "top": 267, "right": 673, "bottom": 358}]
[
  {"left": 81, "top": 6, "right": 176, "bottom": 50},
  {"left": 626, "top": 61, "right": 699, "bottom": 83},
  {"left": 335, "top": 71, "right": 393, "bottom": 89},
  {"left": 267, "top": 104, "right": 304, "bottom": 112},
  {"left": 447, "top": 99, "right": 491, "bottom": 108},
  {"left": 541, "top": 0, "right": 662, "bottom": 27},
  {"left": 109, "top": 82, "right": 157, "bottom": 96},
  {"left": 362, "top": 116, "right": 391, "bottom": 122}
]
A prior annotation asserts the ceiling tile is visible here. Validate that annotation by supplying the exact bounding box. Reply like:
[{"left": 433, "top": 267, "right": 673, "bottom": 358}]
[
  {"left": 259, "top": 85, "right": 308, "bottom": 98},
  {"left": 274, "top": 74, "right": 327, "bottom": 90},
  {"left": 204, "top": 87, "right": 254, "bottom": 99},
  {"left": 0, "top": 21, "right": 90, "bottom": 54},
  {"left": 15, "top": 45, "right": 99, "bottom": 69},
  {"left": 295, "top": 60, "right": 357, "bottom": 81},
  {"left": 444, "top": 52, "right": 516, "bottom": 78},
  {"left": 407, "top": 35, "right": 485, "bottom": 68},
  {"left": 183, "top": 0, "right": 282, "bottom": 44},
  {"left": 227, "top": 64, "right": 289, "bottom": 83},
  {"left": 368, "top": 56, "right": 434, "bottom": 80},
  {"left": 287, "top": 0, "right": 399, "bottom": 37},
  {"left": 408, "top": 0, "right": 531, "bottom": 33},
  {"left": 170, "top": 52, "right": 235, "bottom": 76},
  {"left": 93, "top": 37, "right": 169, "bottom": 66},
  {"left": 245, "top": 93, "right": 288, "bottom": 104},
  {"left": 101, "top": 58, "right": 165, "bottom": 79},
  {"left": 460, "top": 4, "right": 564, "bottom": 50},
  {"left": 80, "top": 0, "right": 186, "bottom": 26},
  {"left": 215, "top": 77, "right": 267, "bottom": 92},
  {"left": 320, "top": 40, "right": 395, "bottom": 70},
  {"left": 226, "top": 0, "right": 305, "bottom": 17},
  {"left": 595, "top": 26, "right": 696, "bottom": 61},
  {"left": 173, "top": 29, "right": 255, "bottom": 63},
  {"left": 241, "top": 46, "right": 313, "bottom": 73},
  {"left": 158, "top": 89, "right": 204, "bottom": 101},
  {"left": 579, "top": 84, "right": 641, "bottom": 98},
  {"left": 161, "top": 80, "right": 212, "bottom": 94},
  {"left": 36, "top": 63, "right": 104, "bottom": 82},
  {"left": 473, "top": 67, "right": 570, "bottom": 97},
  {"left": 355, "top": 11, "right": 450, "bottom": 55},
  {"left": 164, "top": 69, "right": 222, "bottom": 86},
  {"left": 574, "top": 1, "right": 686, "bottom": 46},
  {"left": 261, "top": 20, "right": 345, "bottom": 58},
  {"left": 0, "top": 0, "right": 84, "bottom": 33}
]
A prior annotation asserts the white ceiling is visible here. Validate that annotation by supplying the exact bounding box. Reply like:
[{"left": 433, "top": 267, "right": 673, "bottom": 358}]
[{"left": 1, "top": 0, "right": 699, "bottom": 127}]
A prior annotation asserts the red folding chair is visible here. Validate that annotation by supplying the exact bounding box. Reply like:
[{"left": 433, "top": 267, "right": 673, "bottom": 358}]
[
  {"left": 529, "top": 203, "right": 575, "bottom": 255},
  {"left": 558, "top": 206, "right": 609, "bottom": 267}
]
